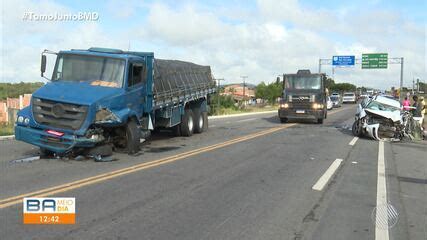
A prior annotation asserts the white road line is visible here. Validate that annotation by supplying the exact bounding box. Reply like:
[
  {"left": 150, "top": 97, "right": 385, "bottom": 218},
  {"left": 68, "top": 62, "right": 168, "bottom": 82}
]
[
  {"left": 349, "top": 137, "right": 359, "bottom": 146},
  {"left": 375, "top": 141, "right": 389, "bottom": 240},
  {"left": 236, "top": 118, "right": 257, "bottom": 123},
  {"left": 210, "top": 125, "right": 216, "bottom": 128},
  {"left": 312, "top": 158, "right": 343, "bottom": 191}
]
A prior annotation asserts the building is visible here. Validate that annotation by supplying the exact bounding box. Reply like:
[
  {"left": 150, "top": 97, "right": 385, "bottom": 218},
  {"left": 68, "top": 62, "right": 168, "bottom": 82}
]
[
  {"left": 0, "top": 94, "right": 32, "bottom": 123},
  {"left": 222, "top": 84, "right": 255, "bottom": 101}
]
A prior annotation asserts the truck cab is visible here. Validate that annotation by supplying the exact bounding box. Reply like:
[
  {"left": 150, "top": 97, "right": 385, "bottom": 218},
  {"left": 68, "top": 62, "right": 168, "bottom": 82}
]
[
  {"left": 278, "top": 70, "right": 327, "bottom": 124},
  {"left": 15, "top": 48, "right": 155, "bottom": 156}
]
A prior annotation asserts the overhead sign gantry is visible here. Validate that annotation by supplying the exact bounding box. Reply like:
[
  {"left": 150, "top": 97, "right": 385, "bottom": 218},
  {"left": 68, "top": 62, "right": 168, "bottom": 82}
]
[{"left": 318, "top": 53, "right": 404, "bottom": 100}]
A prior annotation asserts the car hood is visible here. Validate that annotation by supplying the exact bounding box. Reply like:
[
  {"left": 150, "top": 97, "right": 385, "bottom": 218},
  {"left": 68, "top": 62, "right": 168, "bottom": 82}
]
[
  {"left": 33, "top": 81, "right": 124, "bottom": 106},
  {"left": 364, "top": 109, "right": 402, "bottom": 122}
]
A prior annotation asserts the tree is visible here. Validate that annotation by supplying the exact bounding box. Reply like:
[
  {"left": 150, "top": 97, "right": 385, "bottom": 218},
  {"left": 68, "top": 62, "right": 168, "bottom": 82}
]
[
  {"left": 255, "top": 81, "right": 282, "bottom": 103},
  {"left": 0, "top": 82, "right": 44, "bottom": 99}
]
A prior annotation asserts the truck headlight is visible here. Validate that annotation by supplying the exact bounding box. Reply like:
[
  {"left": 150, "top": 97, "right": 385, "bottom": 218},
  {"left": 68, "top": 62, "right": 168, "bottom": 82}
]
[
  {"left": 280, "top": 103, "right": 289, "bottom": 108},
  {"left": 312, "top": 103, "right": 323, "bottom": 109},
  {"left": 24, "top": 118, "right": 30, "bottom": 125},
  {"left": 17, "top": 116, "right": 24, "bottom": 123}
]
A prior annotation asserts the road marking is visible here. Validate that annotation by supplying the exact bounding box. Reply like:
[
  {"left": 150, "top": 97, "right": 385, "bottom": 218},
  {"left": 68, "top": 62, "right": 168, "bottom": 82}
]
[
  {"left": 236, "top": 118, "right": 257, "bottom": 123},
  {"left": 0, "top": 105, "right": 350, "bottom": 209},
  {"left": 375, "top": 141, "right": 389, "bottom": 240},
  {"left": 349, "top": 137, "right": 359, "bottom": 146},
  {"left": 210, "top": 125, "right": 216, "bottom": 128},
  {"left": 0, "top": 124, "right": 297, "bottom": 209},
  {"left": 312, "top": 159, "right": 343, "bottom": 191}
]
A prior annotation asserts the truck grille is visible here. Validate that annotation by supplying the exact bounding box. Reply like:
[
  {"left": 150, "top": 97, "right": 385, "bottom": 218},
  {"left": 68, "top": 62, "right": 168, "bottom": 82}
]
[
  {"left": 32, "top": 98, "right": 88, "bottom": 130},
  {"left": 291, "top": 95, "right": 311, "bottom": 102}
]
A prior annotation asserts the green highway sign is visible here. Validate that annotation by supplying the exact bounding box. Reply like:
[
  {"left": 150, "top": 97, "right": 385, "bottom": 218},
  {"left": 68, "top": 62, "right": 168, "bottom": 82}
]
[{"left": 362, "top": 53, "right": 388, "bottom": 69}]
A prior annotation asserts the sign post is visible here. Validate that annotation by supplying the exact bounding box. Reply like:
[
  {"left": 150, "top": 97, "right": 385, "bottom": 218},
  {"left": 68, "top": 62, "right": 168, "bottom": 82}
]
[
  {"left": 362, "top": 53, "right": 388, "bottom": 69},
  {"left": 332, "top": 56, "right": 355, "bottom": 66}
]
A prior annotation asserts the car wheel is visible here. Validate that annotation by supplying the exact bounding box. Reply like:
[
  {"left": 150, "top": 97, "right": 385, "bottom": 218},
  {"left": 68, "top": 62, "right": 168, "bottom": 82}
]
[{"left": 352, "top": 120, "right": 363, "bottom": 137}]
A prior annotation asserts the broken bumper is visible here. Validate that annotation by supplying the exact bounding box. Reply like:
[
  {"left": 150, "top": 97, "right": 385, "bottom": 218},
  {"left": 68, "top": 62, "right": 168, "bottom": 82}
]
[{"left": 15, "top": 125, "right": 100, "bottom": 154}]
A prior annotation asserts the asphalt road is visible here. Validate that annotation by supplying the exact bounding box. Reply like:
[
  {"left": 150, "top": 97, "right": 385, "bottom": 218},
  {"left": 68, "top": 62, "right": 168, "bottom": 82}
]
[{"left": 0, "top": 104, "right": 426, "bottom": 240}]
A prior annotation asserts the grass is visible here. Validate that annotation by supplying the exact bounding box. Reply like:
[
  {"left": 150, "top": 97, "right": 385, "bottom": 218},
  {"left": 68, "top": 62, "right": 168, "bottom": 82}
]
[{"left": 0, "top": 123, "right": 14, "bottom": 136}]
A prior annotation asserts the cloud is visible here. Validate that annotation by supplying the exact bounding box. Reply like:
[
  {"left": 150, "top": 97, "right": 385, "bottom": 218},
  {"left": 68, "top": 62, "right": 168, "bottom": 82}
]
[{"left": 1, "top": 0, "right": 425, "bottom": 91}]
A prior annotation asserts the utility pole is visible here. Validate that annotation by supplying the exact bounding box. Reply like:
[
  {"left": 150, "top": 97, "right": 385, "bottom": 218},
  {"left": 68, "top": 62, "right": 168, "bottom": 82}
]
[
  {"left": 215, "top": 78, "right": 224, "bottom": 108},
  {"left": 416, "top": 78, "right": 420, "bottom": 92},
  {"left": 399, "top": 57, "right": 404, "bottom": 101},
  {"left": 240, "top": 76, "right": 248, "bottom": 106},
  {"left": 412, "top": 77, "right": 415, "bottom": 94}
]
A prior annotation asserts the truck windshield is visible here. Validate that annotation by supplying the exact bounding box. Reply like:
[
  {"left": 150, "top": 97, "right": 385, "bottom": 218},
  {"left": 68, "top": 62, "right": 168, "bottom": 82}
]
[
  {"left": 285, "top": 76, "right": 321, "bottom": 90},
  {"left": 52, "top": 54, "right": 125, "bottom": 88}
]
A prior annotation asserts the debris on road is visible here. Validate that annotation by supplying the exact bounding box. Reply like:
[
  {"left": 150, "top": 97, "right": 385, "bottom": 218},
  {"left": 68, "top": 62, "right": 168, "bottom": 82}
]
[{"left": 10, "top": 155, "right": 40, "bottom": 163}]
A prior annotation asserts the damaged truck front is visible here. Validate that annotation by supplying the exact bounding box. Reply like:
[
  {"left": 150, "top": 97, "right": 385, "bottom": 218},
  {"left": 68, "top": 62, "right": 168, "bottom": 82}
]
[{"left": 15, "top": 47, "right": 215, "bottom": 158}]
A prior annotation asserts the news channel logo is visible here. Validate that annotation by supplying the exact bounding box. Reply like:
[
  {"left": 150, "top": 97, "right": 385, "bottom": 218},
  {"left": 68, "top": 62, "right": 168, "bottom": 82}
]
[{"left": 23, "top": 197, "right": 75, "bottom": 224}]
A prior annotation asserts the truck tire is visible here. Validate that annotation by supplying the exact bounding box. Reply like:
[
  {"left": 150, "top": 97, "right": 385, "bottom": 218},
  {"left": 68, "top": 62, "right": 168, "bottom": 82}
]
[
  {"left": 126, "top": 119, "right": 141, "bottom": 154},
  {"left": 172, "top": 124, "right": 181, "bottom": 137},
  {"left": 193, "top": 108, "right": 204, "bottom": 134},
  {"left": 180, "top": 109, "right": 194, "bottom": 137},
  {"left": 280, "top": 117, "right": 288, "bottom": 123},
  {"left": 202, "top": 112, "right": 208, "bottom": 131},
  {"left": 317, "top": 118, "right": 324, "bottom": 124}
]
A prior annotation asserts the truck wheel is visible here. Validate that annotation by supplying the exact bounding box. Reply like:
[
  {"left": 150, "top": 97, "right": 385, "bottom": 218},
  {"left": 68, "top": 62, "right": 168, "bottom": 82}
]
[
  {"left": 280, "top": 117, "right": 288, "bottom": 123},
  {"left": 172, "top": 124, "right": 181, "bottom": 137},
  {"left": 193, "top": 108, "right": 204, "bottom": 134},
  {"left": 39, "top": 148, "right": 54, "bottom": 158},
  {"left": 126, "top": 119, "right": 141, "bottom": 154},
  {"left": 202, "top": 112, "right": 208, "bottom": 131},
  {"left": 317, "top": 118, "right": 324, "bottom": 124},
  {"left": 180, "top": 109, "right": 194, "bottom": 136}
]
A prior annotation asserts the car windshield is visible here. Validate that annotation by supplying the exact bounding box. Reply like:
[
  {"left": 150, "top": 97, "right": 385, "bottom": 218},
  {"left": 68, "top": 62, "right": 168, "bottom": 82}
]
[
  {"left": 52, "top": 54, "right": 125, "bottom": 88},
  {"left": 344, "top": 93, "right": 354, "bottom": 96},
  {"left": 285, "top": 75, "right": 321, "bottom": 90},
  {"left": 330, "top": 96, "right": 339, "bottom": 101},
  {"left": 366, "top": 100, "right": 400, "bottom": 112}
]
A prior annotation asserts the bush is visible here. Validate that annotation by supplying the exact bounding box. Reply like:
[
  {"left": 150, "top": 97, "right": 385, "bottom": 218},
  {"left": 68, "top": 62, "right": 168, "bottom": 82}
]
[{"left": 0, "top": 123, "right": 14, "bottom": 136}]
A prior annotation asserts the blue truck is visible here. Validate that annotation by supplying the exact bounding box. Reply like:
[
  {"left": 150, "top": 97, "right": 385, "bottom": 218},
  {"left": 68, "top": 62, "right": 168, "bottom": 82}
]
[{"left": 15, "top": 47, "right": 215, "bottom": 158}]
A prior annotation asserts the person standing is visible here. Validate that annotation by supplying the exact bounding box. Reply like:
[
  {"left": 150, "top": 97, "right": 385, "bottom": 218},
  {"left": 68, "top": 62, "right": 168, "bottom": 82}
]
[
  {"left": 403, "top": 97, "right": 411, "bottom": 111},
  {"left": 419, "top": 96, "right": 426, "bottom": 116},
  {"left": 412, "top": 95, "right": 420, "bottom": 117}
]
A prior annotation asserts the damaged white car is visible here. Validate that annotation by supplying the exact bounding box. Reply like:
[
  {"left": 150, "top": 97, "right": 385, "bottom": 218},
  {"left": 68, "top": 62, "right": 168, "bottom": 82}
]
[{"left": 352, "top": 96, "right": 423, "bottom": 141}]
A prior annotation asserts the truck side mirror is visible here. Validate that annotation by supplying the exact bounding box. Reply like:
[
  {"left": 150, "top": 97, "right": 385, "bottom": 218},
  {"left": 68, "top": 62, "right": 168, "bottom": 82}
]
[{"left": 41, "top": 55, "right": 47, "bottom": 77}]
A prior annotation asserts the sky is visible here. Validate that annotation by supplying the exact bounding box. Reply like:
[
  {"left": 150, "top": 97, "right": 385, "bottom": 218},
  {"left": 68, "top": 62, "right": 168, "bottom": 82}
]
[{"left": 1, "top": 0, "right": 426, "bottom": 90}]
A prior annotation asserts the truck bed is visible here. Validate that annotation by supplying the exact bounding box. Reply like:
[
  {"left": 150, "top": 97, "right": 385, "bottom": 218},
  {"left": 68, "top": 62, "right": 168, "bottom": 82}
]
[{"left": 153, "top": 59, "right": 215, "bottom": 108}]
